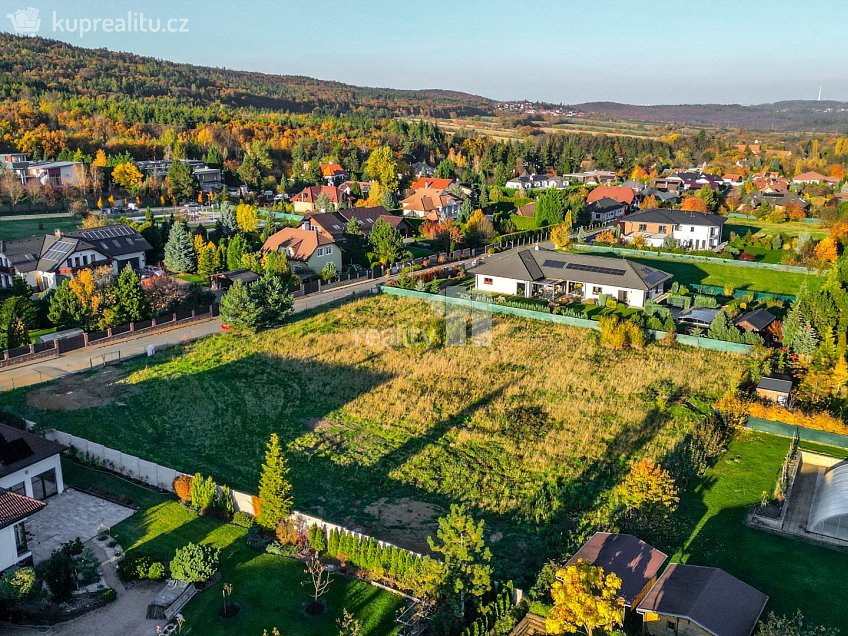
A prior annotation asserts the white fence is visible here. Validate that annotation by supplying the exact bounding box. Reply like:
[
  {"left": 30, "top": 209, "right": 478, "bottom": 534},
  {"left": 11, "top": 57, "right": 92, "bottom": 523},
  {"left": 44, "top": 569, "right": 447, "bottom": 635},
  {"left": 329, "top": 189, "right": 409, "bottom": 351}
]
[{"left": 45, "top": 428, "right": 424, "bottom": 558}]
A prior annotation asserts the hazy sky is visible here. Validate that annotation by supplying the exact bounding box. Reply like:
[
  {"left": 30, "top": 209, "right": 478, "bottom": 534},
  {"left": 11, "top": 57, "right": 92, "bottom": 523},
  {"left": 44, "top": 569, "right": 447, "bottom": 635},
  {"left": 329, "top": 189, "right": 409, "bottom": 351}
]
[{"left": 4, "top": 0, "right": 847, "bottom": 104}]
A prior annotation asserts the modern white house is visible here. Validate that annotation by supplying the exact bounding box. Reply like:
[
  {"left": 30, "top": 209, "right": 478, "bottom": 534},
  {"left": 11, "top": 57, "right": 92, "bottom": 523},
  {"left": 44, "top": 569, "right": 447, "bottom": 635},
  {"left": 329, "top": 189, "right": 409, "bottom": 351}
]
[
  {"left": 470, "top": 247, "right": 672, "bottom": 308},
  {"left": 619, "top": 209, "right": 725, "bottom": 250},
  {"left": 0, "top": 224, "right": 151, "bottom": 291},
  {"left": 505, "top": 171, "right": 570, "bottom": 191},
  {"left": 0, "top": 424, "right": 66, "bottom": 571}
]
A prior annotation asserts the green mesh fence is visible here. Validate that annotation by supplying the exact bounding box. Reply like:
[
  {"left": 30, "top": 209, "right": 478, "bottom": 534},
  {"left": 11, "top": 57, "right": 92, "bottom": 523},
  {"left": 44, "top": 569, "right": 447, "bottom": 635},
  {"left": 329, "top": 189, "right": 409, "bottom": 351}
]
[{"left": 746, "top": 416, "right": 848, "bottom": 450}]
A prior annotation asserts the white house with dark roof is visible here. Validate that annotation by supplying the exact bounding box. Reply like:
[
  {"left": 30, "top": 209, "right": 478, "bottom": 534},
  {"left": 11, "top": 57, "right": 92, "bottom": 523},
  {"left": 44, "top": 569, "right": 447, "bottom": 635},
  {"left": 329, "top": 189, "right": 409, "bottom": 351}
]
[
  {"left": 620, "top": 209, "right": 725, "bottom": 250},
  {"left": 0, "top": 424, "right": 66, "bottom": 571},
  {"left": 0, "top": 224, "right": 151, "bottom": 290},
  {"left": 470, "top": 247, "right": 671, "bottom": 308}
]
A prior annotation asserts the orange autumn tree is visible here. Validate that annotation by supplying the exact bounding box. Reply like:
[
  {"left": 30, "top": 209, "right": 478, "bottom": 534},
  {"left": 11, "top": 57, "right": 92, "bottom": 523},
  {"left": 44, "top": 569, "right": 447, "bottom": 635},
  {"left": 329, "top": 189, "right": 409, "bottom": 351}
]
[
  {"left": 546, "top": 561, "right": 624, "bottom": 636},
  {"left": 680, "top": 196, "right": 708, "bottom": 213},
  {"left": 814, "top": 236, "right": 839, "bottom": 264},
  {"left": 640, "top": 194, "right": 658, "bottom": 210}
]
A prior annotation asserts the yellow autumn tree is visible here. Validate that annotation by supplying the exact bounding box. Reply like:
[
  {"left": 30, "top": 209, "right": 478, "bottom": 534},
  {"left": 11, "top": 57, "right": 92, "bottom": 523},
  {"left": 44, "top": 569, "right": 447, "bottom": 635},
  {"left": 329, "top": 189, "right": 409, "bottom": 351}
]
[
  {"left": 551, "top": 223, "right": 572, "bottom": 249},
  {"left": 546, "top": 561, "right": 624, "bottom": 636},
  {"left": 111, "top": 162, "right": 144, "bottom": 192},
  {"left": 91, "top": 149, "right": 108, "bottom": 168},
  {"left": 235, "top": 203, "right": 259, "bottom": 232},
  {"left": 640, "top": 194, "right": 659, "bottom": 210},
  {"left": 594, "top": 230, "right": 617, "bottom": 245},
  {"left": 616, "top": 459, "right": 679, "bottom": 513}
]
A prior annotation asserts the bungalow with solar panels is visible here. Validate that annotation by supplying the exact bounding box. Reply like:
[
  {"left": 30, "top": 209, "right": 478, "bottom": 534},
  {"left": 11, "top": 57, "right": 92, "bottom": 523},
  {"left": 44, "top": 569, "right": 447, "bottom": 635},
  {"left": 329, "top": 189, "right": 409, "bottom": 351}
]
[
  {"left": 0, "top": 424, "right": 66, "bottom": 571},
  {"left": 0, "top": 224, "right": 152, "bottom": 290},
  {"left": 470, "top": 247, "right": 672, "bottom": 308}
]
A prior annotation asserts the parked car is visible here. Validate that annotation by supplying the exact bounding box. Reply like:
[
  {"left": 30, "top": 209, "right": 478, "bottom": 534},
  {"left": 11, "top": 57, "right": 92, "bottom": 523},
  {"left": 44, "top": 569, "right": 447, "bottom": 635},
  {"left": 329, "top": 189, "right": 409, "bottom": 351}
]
[
  {"left": 141, "top": 266, "right": 165, "bottom": 278},
  {"left": 127, "top": 202, "right": 139, "bottom": 211}
]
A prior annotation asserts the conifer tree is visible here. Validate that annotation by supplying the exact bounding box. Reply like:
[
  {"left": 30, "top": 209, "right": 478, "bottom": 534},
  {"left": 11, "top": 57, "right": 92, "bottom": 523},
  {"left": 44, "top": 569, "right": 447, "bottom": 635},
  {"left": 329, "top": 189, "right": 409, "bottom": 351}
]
[
  {"left": 112, "top": 265, "right": 151, "bottom": 323},
  {"left": 256, "top": 433, "right": 293, "bottom": 531},
  {"left": 163, "top": 221, "right": 196, "bottom": 273}
]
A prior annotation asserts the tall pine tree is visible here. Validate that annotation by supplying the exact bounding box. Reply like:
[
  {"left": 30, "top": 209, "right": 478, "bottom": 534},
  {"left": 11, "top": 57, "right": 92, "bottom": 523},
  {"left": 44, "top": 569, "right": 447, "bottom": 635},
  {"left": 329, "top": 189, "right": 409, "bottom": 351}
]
[{"left": 256, "top": 433, "right": 293, "bottom": 531}]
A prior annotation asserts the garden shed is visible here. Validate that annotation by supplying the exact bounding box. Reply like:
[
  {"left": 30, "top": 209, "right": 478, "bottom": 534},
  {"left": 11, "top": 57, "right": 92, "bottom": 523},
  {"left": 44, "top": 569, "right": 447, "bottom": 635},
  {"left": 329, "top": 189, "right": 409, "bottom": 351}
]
[
  {"left": 808, "top": 459, "right": 848, "bottom": 541},
  {"left": 756, "top": 376, "right": 792, "bottom": 406}
]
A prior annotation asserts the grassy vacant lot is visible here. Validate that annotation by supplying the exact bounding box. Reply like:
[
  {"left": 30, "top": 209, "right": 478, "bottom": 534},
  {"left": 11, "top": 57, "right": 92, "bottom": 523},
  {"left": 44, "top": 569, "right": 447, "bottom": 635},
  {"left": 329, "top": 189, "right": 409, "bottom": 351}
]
[
  {"left": 64, "top": 461, "right": 403, "bottom": 635},
  {"left": 8, "top": 295, "right": 744, "bottom": 581},
  {"left": 726, "top": 217, "right": 829, "bottom": 240},
  {"left": 0, "top": 216, "right": 81, "bottom": 240},
  {"left": 657, "top": 432, "right": 848, "bottom": 628}
]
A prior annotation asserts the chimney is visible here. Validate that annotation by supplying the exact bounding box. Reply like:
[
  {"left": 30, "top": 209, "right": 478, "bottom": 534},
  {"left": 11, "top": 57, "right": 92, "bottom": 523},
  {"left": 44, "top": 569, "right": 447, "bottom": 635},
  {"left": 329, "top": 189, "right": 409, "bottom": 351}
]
[
  {"left": 534, "top": 244, "right": 540, "bottom": 251},
  {"left": 54, "top": 228, "right": 62, "bottom": 238}
]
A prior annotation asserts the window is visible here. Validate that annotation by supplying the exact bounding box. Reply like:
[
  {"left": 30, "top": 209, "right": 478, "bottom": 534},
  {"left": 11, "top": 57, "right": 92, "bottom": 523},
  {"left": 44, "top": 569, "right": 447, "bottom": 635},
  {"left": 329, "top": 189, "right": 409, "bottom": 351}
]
[
  {"left": 317, "top": 247, "right": 324, "bottom": 257},
  {"left": 710, "top": 227, "right": 718, "bottom": 236},
  {"left": 14, "top": 522, "right": 28, "bottom": 557},
  {"left": 592, "top": 286, "right": 602, "bottom": 295},
  {"left": 325, "top": 246, "right": 333, "bottom": 255},
  {"left": 674, "top": 224, "right": 681, "bottom": 231},
  {"left": 690, "top": 226, "right": 695, "bottom": 232},
  {"left": 638, "top": 223, "right": 647, "bottom": 231},
  {"left": 658, "top": 225, "right": 667, "bottom": 234},
  {"left": 483, "top": 277, "right": 493, "bottom": 285},
  {"left": 10, "top": 481, "right": 26, "bottom": 496},
  {"left": 31, "top": 468, "right": 58, "bottom": 500}
]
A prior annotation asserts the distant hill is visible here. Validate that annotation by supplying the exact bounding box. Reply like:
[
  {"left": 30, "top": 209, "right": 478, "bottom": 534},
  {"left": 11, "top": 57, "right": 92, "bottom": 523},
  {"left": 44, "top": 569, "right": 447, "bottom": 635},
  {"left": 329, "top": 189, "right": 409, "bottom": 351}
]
[
  {"left": 2, "top": 34, "right": 846, "bottom": 133},
  {"left": 567, "top": 101, "right": 848, "bottom": 133},
  {"left": 0, "top": 33, "right": 494, "bottom": 117}
]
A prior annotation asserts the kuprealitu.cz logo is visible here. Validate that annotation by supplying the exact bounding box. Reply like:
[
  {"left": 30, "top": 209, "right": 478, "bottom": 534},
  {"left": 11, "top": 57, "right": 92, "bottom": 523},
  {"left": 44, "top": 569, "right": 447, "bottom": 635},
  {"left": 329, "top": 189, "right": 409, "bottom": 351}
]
[{"left": 6, "top": 7, "right": 190, "bottom": 38}]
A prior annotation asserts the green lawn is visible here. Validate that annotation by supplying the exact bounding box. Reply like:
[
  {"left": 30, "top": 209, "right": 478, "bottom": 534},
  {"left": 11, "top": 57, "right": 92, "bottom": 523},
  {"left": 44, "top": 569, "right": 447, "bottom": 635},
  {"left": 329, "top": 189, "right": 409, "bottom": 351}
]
[
  {"left": 619, "top": 254, "right": 816, "bottom": 296},
  {"left": 63, "top": 460, "right": 404, "bottom": 635},
  {"left": 174, "top": 273, "right": 208, "bottom": 285},
  {"left": 407, "top": 246, "right": 436, "bottom": 258},
  {"left": 0, "top": 217, "right": 81, "bottom": 240},
  {"left": 657, "top": 432, "right": 848, "bottom": 628}
]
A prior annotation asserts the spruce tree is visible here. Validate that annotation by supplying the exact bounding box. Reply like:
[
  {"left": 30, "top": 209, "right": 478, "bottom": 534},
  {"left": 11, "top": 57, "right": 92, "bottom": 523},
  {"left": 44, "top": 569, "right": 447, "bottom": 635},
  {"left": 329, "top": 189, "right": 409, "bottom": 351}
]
[
  {"left": 112, "top": 265, "right": 151, "bottom": 323},
  {"left": 256, "top": 433, "right": 293, "bottom": 531},
  {"left": 220, "top": 201, "right": 238, "bottom": 236},
  {"left": 226, "top": 233, "right": 248, "bottom": 271},
  {"left": 163, "top": 221, "right": 196, "bottom": 273}
]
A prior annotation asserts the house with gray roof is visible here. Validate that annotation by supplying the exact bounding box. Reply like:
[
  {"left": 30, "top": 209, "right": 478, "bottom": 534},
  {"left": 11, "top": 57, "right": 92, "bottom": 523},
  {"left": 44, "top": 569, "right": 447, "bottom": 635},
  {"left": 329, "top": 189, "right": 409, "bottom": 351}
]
[
  {"left": 637, "top": 563, "right": 768, "bottom": 636},
  {"left": 0, "top": 224, "right": 151, "bottom": 291},
  {"left": 470, "top": 247, "right": 671, "bottom": 308}
]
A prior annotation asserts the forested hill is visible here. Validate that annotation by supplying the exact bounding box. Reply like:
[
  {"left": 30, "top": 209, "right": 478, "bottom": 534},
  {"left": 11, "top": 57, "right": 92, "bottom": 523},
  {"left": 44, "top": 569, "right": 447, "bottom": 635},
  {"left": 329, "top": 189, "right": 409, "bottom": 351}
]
[
  {"left": 0, "top": 33, "right": 493, "bottom": 117},
  {"left": 568, "top": 100, "right": 848, "bottom": 133}
]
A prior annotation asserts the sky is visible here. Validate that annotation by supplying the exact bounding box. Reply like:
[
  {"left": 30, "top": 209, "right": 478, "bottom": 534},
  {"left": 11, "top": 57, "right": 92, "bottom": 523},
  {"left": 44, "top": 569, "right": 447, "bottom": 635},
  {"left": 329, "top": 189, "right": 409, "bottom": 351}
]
[{"left": 3, "top": 0, "right": 848, "bottom": 105}]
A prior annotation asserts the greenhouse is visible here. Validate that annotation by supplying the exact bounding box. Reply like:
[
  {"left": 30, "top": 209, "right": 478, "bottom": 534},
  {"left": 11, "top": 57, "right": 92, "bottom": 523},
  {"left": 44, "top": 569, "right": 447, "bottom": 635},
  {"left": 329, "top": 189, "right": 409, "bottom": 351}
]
[{"left": 809, "top": 460, "right": 848, "bottom": 541}]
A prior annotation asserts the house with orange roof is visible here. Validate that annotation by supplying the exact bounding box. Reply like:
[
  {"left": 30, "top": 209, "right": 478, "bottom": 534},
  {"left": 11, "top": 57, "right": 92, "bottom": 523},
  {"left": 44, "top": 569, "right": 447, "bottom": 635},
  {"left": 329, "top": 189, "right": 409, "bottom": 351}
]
[
  {"left": 409, "top": 177, "right": 455, "bottom": 193},
  {"left": 262, "top": 227, "right": 341, "bottom": 274},
  {"left": 722, "top": 173, "right": 744, "bottom": 186},
  {"left": 586, "top": 185, "right": 636, "bottom": 208},
  {"left": 290, "top": 185, "right": 347, "bottom": 214},
  {"left": 400, "top": 188, "right": 463, "bottom": 220},
  {"left": 320, "top": 162, "right": 348, "bottom": 185}
]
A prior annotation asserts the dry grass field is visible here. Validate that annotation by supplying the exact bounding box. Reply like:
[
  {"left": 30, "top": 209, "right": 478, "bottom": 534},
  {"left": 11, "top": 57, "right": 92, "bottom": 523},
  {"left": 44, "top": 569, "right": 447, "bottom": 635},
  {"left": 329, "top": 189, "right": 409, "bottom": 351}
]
[{"left": 5, "top": 295, "right": 747, "bottom": 580}]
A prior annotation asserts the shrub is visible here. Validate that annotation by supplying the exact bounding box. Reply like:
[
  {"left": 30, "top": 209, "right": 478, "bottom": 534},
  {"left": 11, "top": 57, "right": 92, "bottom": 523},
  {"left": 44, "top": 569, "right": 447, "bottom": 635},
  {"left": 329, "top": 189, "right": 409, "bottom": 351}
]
[
  {"left": 275, "top": 517, "right": 301, "bottom": 546},
  {"left": 170, "top": 543, "right": 220, "bottom": 583},
  {"left": 739, "top": 251, "right": 755, "bottom": 261},
  {"left": 232, "top": 511, "right": 255, "bottom": 528},
  {"left": 41, "top": 549, "right": 75, "bottom": 602},
  {"left": 0, "top": 566, "right": 36, "bottom": 601},
  {"left": 97, "top": 587, "right": 117, "bottom": 604},
  {"left": 189, "top": 473, "right": 216, "bottom": 512},
  {"left": 173, "top": 474, "right": 193, "bottom": 504},
  {"left": 215, "top": 485, "right": 235, "bottom": 516},
  {"left": 118, "top": 552, "right": 165, "bottom": 582}
]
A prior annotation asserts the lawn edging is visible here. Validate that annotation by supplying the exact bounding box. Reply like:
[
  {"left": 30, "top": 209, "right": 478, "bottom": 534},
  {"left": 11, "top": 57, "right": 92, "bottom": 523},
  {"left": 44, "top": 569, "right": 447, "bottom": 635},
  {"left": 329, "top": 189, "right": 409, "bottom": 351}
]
[
  {"left": 576, "top": 242, "right": 817, "bottom": 275},
  {"left": 380, "top": 285, "right": 755, "bottom": 355}
]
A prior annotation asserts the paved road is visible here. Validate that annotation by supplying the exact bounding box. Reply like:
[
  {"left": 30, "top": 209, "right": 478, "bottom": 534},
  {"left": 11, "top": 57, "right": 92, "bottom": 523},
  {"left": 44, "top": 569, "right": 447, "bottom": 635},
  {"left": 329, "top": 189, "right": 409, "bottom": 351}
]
[{"left": 0, "top": 241, "right": 548, "bottom": 392}]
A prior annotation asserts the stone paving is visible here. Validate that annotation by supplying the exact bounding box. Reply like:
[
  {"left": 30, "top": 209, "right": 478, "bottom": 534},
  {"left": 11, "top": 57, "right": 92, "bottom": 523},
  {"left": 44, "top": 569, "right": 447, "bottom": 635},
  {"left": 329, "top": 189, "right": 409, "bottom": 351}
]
[{"left": 28, "top": 487, "right": 135, "bottom": 563}]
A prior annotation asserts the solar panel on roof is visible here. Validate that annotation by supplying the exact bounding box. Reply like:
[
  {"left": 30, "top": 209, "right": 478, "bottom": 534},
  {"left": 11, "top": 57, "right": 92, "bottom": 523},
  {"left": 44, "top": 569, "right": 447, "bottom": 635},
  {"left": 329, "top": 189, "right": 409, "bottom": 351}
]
[
  {"left": 565, "top": 263, "right": 626, "bottom": 276},
  {"left": 0, "top": 438, "right": 34, "bottom": 466},
  {"left": 541, "top": 259, "right": 565, "bottom": 269},
  {"left": 42, "top": 240, "right": 75, "bottom": 262}
]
